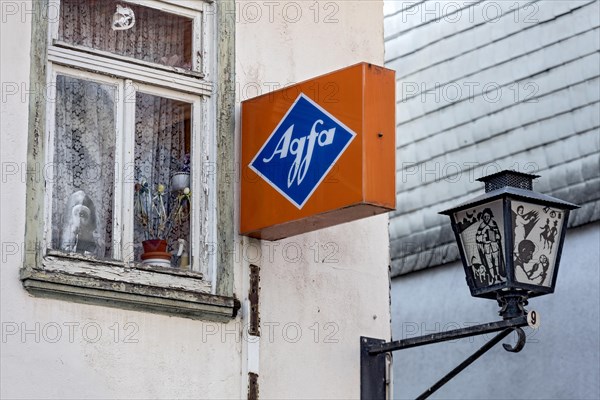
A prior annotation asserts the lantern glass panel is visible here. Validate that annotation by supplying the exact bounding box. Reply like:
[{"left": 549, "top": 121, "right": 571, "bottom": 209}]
[
  {"left": 511, "top": 201, "right": 565, "bottom": 287},
  {"left": 454, "top": 199, "right": 507, "bottom": 288}
]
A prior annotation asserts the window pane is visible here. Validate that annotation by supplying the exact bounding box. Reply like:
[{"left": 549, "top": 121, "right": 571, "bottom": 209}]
[
  {"left": 59, "top": 0, "right": 193, "bottom": 70},
  {"left": 52, "top": 74, "right": 116, "bottom": 259},
  {"left": 134, "top": 93, "right": 192, "bottom": 266}
]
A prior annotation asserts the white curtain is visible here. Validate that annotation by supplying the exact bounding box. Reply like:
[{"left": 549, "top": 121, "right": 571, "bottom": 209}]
[
  {"left": 52, "top": 74, "right": 116, "bottom": 258},
  {"left": 59, "top": 0, "right": 192, "bottom": 69},
  {"left": 134, "top": 93, "right": 191, "bottom": 259},
  {"left": 53, "top": 0, "right": 194, "bottom": 261}
]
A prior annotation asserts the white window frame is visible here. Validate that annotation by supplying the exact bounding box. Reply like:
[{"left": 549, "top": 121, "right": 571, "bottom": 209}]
[
  {"left": 47, "top": 0, "right": 211, "bottom": 76},
  {"left": 43, "top": 0, "right": 217, "bottom": 286},
  {"left": 22, "top": 0, "right": 235, "bottom": 321},
  {"left": 43, "top": 66, "right": 124, "bottom": 259}
]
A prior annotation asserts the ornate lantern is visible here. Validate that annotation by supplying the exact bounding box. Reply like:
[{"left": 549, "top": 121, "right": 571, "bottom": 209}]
[
  {"left": 360, "top": 170, "right": 579, "bottom": 399},
  {"left": 440, "top": 170, "right": 579, "bottom": 319}
]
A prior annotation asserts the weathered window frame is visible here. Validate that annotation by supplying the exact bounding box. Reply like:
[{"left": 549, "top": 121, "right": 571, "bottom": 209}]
[{"left": 20, "top": 0, "right": 237, "bottom": 321}]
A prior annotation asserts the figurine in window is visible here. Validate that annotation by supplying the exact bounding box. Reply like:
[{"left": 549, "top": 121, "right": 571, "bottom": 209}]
[{"left": 60, "top": 190, "right": 98, "bottom": 256}]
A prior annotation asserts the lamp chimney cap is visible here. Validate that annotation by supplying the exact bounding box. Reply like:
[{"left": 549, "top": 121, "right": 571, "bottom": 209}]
[{"left": 477, "top": 170, "right": 540, "bottom": 193}]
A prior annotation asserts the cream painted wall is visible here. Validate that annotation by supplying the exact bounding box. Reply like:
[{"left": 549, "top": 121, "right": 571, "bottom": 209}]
[
  {"left": 1, "top": 1, "right": 390, "bottom": 399},
  {"left": 235, "top": 1, "right": 390, "bottom": 398},
  {"left": 0, "top": 3, "right": 243, "bottom": 399}
]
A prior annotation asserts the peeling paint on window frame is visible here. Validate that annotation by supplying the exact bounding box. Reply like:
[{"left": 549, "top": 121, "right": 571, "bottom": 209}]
[{"left": 20, "top": 0, "right": 238, "bottom": 321}]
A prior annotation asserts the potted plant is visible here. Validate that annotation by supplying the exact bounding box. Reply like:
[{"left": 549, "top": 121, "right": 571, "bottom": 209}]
[
  {"left": 134, "top": 179, "right": 191, "bottom": 267},
  {"left": 170, "top": 154, "right": 190, "bottom": 192}
]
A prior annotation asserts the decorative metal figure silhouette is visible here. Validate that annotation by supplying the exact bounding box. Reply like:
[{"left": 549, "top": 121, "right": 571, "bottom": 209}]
[{"left": 475, "top": 208, "right": 505, "bottom": 283}]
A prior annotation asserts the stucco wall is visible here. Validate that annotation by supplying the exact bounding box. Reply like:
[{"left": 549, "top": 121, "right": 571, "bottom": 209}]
[
  {"left": 0, "top": 7, "right": 243, "bottom": 393},
  {"left": 1, "top": 1, "right": 390, "bottom": 399},
  {"left": 391, "top": 222, "right": 600, "bottom": 399},
  {"left": 235, "top": 1, "right": 390, "bottom": 398}
]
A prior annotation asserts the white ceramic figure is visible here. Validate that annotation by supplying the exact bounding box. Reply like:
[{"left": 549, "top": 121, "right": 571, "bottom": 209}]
[{"left": 60, "top": 190, "right": 98, "bottom": 255}]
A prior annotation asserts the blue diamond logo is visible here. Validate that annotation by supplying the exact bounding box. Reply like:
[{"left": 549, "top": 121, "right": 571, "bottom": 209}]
[{"left": 250, "top": 93, "right": 357, "bottom": 209}]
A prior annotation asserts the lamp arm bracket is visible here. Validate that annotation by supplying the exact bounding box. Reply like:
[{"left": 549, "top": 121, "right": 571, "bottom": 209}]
[
  {"left": 502, "top": 326, "right": 526, "bottom": 353},
  {"left": 368, "top": 315, "right": 528, "bottom": 355},
  {"left": 361, "top": 315, "right": 532, "bottom": 400},
  {"left": 413, "top": 326, "right": 526, "bottom": 400}
]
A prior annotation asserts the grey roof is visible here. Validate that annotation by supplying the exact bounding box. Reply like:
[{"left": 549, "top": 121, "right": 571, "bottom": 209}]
[{"left": 384, "top": 0, "right": 600, "bottom": 277}]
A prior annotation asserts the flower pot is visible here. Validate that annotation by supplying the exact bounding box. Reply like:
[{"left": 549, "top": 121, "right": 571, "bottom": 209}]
[
  {"left": 142, "top": 239, "right": 168, "bottom": 253},
  {"left": 141, "top": 251, "right": 172, "bottom": 268},
  {"left": 170, "top": 172, "right": 190, "bottom": 192},
  {"left": 141, "top": 239, "right": 172, "bottom": 268}
]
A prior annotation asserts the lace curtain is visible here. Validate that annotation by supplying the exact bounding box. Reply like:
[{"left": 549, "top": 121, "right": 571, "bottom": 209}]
[
  {"left": 52, "top": 74, "right": 116, "bottom": 259},
  {"left": 52, "top": 2, "right": 195, "bottom": 262},
  {"left": 59, "top": 0, "right": 193, "bottom": 69},
  {"left": 134, "top": 93, "right": 191, "bottom": 259},
  {"left": 52, "top": 80, "right": 191, "bottom": 261}
]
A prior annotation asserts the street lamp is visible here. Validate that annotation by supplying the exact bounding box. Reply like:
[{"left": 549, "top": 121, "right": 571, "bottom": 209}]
[
  {"left": 440, "top": 170, "right": 578, "bottom": 319},
  {"left": 360, "top": 170, "right": 578, "bottom": 399}
]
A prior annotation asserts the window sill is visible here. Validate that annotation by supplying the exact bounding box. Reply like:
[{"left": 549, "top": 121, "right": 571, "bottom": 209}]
[{"left": 20, "top": 252, "right": 239, "bottom": 322}]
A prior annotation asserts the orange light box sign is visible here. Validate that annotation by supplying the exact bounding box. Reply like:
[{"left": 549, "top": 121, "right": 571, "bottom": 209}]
[{"left": 241, "top": 62, "right": 396, "bottom": 240}]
